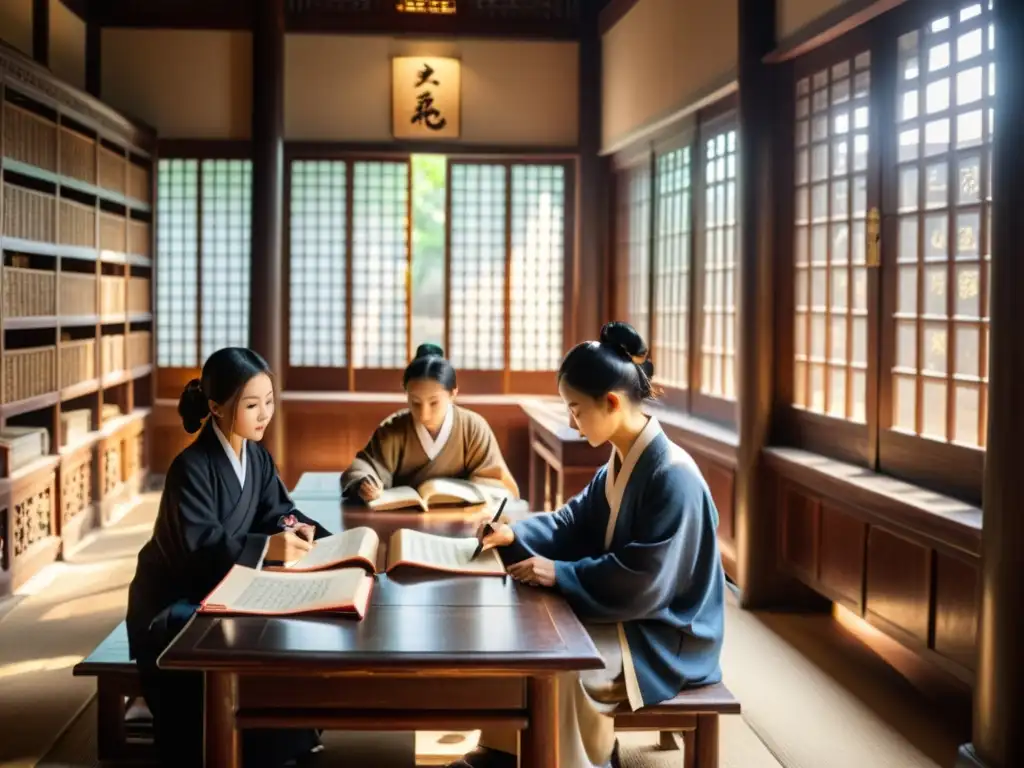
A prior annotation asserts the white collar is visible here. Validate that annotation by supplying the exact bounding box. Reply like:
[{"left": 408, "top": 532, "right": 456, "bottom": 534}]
[
  {"left": 212, "top": 419, "right": 247, "bottom": 488},
  {"left": 415, "top": 404, "right": 454, "bottom": 461},
  {"left": 604, "top": 416, "right": 662, "bottom": 549}
]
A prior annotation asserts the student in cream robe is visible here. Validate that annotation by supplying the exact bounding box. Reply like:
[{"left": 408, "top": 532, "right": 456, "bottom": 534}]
[
  {"left": 126, "top": 348, "right": 331, "bottom": 768},
  {"left": 448, "top": 322, "right": 726, "bottom": 768},
  {"left": 341, "top": 343, "right": 520, "bottom": 502}
]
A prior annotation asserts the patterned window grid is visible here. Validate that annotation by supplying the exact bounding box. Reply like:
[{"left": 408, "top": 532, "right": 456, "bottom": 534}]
[
  {"left": 351, "top": 161, "right": 409, "bottom": 368},
  {"left": 289, "top": 161, "right": 347, "bottom": 367},
  {"left": 448, "top": 163, "right": 506, "bottom": 370},
  {"left": 653, "top": 147, "right": 692, "bottom": 389},
  {"left": 891, "top": 2, "right": 993, "bottom": 447},
  {"left": 397, "top": 0, "right": 456, "bottom": 12},
  {"left": 200, "top": 160, "right": 252, "bottom": 362},
  {"left": 793, "top": 52, "right": 872, "bottom": 422},
  {"left": 618, "top": 164, "right": 651, "bottom": 342},
  {"left": 510, "top": 164, "right": 565, "bottom": 371},
  {"left": 699, "top": 129, "right": 738, "bottom": 400},
  {"left": 156, "top": 159, "right": 198, "bottom": 367}
]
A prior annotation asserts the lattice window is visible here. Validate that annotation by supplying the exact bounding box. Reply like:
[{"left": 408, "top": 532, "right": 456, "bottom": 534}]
[
  {"left": 653, "top": 147, "right": 692, "bottom": 389},
  {"left": 351, "top": 161, "right": 410, "bottom": 368},
  {"left": 890, "top": 2, "right": 992, "bottom": 447},
  {"left": 699, "top": 128, "right": 738, "bottom": 400},
  {"left": 289, "top": 161, "right": 347, "bottom": 368},
  {"left": 156, "top": 159, "right": 198, "bottom": 367},
  {"left": 510, "top": 164, "right": 565, "bottom": 371},
  {"left": 397, "top": 0, "right": 457, "bottom": 12},
  {"left": 793, "top": 52, "right": 872, "bottom": 421},
  {"left": 619, "top": 164, "right": 651, "bottom": 343},
  {"left": 448, "top": 163, "right": 506, "bottom": 370},
  {"left": 200, "top": 160, "right": 252, "bottom": 361}
]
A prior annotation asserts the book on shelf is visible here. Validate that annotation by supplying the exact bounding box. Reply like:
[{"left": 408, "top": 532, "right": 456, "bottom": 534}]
[
  {"left": 368, "top": 477, "right": 508, "bottom": 512},
  {"left": 199, "top": 566, "right": 374, "bottom": 619},
  {"left": 267, "top": 526, "right": 507, "bottom": 578}
]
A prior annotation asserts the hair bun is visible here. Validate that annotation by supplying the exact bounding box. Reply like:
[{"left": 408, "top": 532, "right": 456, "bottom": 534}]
[
  {"left": 178, "top": 378, "right": 211, "bottom": 434},
  {"left": 414, "top": 342, "right": 445, "bottom": 360},
  {"left": 599, "top": 321, "right": 649, "bottom": 364}
]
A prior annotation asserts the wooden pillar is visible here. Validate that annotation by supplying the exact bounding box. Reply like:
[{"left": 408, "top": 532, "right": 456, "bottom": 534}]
[
  {"left": 32, "top": 0, "right": 49, "bottom": 67},
  {"left": 85, "top": 21, "right": 102, "bottom": 98},
  {"left": 576, "top": 0, "right": 607, "bottom": 340},
  {"left": 734, "top": 0, "right": 786, "bottom": 608},
  {"left": 250, "top": 0, "right": 286, "bottom": 461},
  {"left": 957, "top": 3, "right": 1024, "bottom": 767}
]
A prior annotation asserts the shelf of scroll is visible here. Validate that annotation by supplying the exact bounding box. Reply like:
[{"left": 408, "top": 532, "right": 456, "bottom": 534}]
[{"left": 0, "top": 407, "right": 151, "bottom": 595}]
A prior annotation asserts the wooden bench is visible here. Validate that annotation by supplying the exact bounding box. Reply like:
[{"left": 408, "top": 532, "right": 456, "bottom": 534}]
[
  {"left": 72, "top": 621, "right": 153, "bottom": 763},
  {"left": 613, "top": 682, "right": 740, "bottom": 768}
]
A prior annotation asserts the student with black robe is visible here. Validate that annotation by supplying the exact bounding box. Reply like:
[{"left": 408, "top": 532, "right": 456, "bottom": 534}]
[{"left": 126, "top": 347, "right": 330, "bottom": 767}]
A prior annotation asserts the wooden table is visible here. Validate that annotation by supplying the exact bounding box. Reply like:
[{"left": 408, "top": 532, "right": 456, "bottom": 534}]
[
  {"left": 520, "top": 400, "right": 607, "bottom": 511},
  {"left": 158, "top": 494, "right": 604, "bottom": 768}
]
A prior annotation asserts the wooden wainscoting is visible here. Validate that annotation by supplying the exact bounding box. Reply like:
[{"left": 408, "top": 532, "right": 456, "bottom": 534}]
[{"left": 766, "top": 447, "right": 981, "bottom": 684}]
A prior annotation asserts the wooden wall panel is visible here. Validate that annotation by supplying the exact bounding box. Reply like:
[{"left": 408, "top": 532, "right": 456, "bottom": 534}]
[
  {"left": 771, "top": 465, "right": 978, "bottom": 683},
  {"left": 780, "top": 482, "right": 818, "bottom": 582},
  {"left": 864, "top": 527, "right": 931, "bottom": 647},
  {"left": 933, "top": 553, "right": 979, "bottom": 672},
  {"left": 818, "top": 504, "right": 866, "bottom": 613}
]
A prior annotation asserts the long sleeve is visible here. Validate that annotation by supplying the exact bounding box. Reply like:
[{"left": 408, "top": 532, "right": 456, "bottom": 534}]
[
  {"left": 462, "top": 410, "right": 520, "bottom": 498},
  {"left": 341, "top": 419, "right": 403, "bottom": 495},
  {"left": 553, "top": 466, "right": 710, "bottom": 624},
  {"left": 166, "top": 457, "right": 268, "bottom": 588},
  {"left": 254, "top": 448, "right": 332, "bottom": 538},
  {"left": 501, "top": 470, "right": 605, "bottom": 564}
]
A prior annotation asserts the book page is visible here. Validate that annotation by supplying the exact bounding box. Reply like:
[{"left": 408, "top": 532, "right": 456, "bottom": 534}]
[
  {"left": 388, "top": 528, "right": 506, "bottom": 576},
  {"left": 368, "top": 486, "right": 426, "bottom": 511},
  {"left": 202, "top": 567, "right": 371, "bottom": 616},
  {"left": 284, "top": 527, "right": 379, "bottom": 572},
  {"left": 416, "top": 478, "right": 485, "bottom": 506}
]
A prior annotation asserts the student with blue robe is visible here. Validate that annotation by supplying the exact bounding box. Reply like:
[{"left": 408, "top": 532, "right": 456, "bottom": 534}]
[
  {"left": 126, "top": 348, "right": 331, "bottom": 768},
  {"left": 447, "top": 322, "right": 726, "bottom": 768}
]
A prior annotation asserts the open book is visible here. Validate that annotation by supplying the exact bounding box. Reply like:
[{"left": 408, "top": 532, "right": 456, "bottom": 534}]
[
  {"left": 267, "top": 526, "right": 507, "bottom": 577},
  {"left": 199, "top": 566, "right": 374, "bottom": 618},
  {"left": 368, "top": 477, "right": 504, "bottom": 512}
]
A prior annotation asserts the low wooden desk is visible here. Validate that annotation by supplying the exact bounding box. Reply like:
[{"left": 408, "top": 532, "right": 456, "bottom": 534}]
[
  {"left": 159, "top": 498, "right": 603, "bottom": 768},
  {"left": 520, "top": 400, "right": 607, "bottom": 511}
]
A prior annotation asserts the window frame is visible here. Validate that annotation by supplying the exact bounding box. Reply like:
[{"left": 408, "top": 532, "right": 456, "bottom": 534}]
[
  {"left": 775, "top": 0, "right": 990, "bottom": 504},
  {"left": 281, "top": 146, "right": 577, "bottom": 396},
  {"left": 153, "top": 141, "right": 252, "bottom": 401},
  {"left": 611, "top": 94, "right": 740, "bottom": 430}
]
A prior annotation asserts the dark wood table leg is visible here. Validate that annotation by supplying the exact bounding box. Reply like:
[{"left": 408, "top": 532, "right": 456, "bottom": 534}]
[
  {"left": 96, "top": 678, "right": 126, "bottom": 761},
  {"left": 204, "top": 671, "right": 240, "bottom": 768},
  {"left": 694, "top": 713, "right": 719, "bottom": 768},
  {"left": 522, "top": 675, "right": 559, "bottom": 768}
]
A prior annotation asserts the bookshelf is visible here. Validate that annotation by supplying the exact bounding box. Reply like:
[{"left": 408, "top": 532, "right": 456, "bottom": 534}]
[{"left": 0, "top": 44, "right": 156, "bottom": 595}]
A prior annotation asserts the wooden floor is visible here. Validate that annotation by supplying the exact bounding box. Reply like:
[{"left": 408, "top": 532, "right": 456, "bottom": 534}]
[{"left": 2, "top": 492, "right": 968, "bottom": 768}]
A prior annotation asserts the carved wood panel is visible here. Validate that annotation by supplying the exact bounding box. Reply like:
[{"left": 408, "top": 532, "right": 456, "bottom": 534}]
[
  {"left": 13, "top": 483, "right": 54, "bottom": 556},
  {"left": 103, "top": 443, "right": 122, "bottom": 496},
  {"left": 60, "top": 456, "right": 92, "bottom": 525}
]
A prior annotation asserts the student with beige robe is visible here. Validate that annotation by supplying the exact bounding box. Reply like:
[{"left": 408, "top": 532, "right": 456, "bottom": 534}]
[
  {"left": 448, "top": 323, "right": 725, "bottom": 768},
  {"left": 341, "top": 344, "right": 519, "bottom": 502}
]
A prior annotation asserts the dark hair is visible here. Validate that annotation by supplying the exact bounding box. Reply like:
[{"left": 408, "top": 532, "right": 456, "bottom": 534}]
[
  {"left": 558, "top": 321, "right": 657, "bottom": 403},
  {"left": 177, "top": 347, "right": 274, "bottom": 434},
  {"left": 402, "top": 343, "right": 457, "bottom": 391}
]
